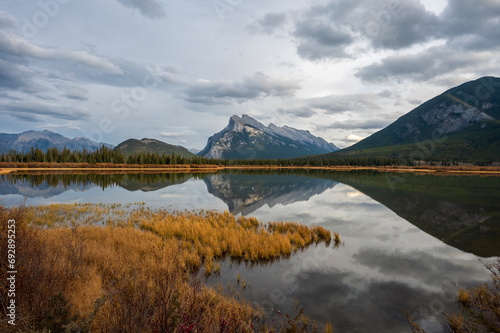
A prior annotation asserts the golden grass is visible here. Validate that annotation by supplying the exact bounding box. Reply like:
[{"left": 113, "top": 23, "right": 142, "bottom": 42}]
[
  {"left": 26, "top": 204, "right": 337, "bottom": 265},
  {"left": 0, "top": 203, "right": 337, "bottom": 332},
  {"left": 3, "top": 164, "right": 500, "bottom": 177}
]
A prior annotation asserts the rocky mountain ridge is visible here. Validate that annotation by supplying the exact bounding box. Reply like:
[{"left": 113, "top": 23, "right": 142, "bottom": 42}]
[
  {"left": 0, "top": 130, "right": 113, "bottom": 154},
  {"left": 199, "top": 114, "right": 338, "bottom": 159}
]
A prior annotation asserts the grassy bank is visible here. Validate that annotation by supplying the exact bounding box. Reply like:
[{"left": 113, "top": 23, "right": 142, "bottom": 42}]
[
  {"left": 0, "top": 203, "right": 337, "bottom": 332},
  {"left": 2, "top": 163, "right": 500, "bottom": 176}
]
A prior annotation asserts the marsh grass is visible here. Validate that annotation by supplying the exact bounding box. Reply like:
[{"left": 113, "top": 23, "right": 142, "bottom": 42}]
[{"left": 0, "top": 203, "right": 337, "bottom": 332}]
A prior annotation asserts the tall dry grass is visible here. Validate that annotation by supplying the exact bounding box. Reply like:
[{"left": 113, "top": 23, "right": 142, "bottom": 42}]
[{"left": 0, "top": 204, "right": 337, "bottom": 332}]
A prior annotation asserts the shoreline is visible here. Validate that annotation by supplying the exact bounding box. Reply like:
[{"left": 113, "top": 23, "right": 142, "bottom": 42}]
[{"left": 2, "top": 165, "right": 500, "bottom": 175}]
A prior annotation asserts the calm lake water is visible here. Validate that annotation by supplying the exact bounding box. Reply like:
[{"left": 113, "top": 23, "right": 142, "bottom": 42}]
[{"left": 1, "top": 170, "right": 499, "bottom": 332}]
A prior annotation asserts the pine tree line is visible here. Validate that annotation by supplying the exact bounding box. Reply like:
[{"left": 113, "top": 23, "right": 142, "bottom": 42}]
[{"left": 0, "top": 146, "right": 463, "bottom": 167}]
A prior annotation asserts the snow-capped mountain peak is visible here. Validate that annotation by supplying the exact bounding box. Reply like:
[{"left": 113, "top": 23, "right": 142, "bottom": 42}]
[{"left": 199, "top": 115, "right": 338, "bottom": 160}]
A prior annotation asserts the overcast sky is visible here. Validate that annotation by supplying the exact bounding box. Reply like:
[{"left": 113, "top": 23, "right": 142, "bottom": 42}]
[{"left": 0, "top": 0, "right": 499, "bottom": 149}]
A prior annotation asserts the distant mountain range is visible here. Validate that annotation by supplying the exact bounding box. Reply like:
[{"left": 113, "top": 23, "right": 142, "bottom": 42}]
[
  {"left": 114, "top": 138, "right": 195, "bottom": 158},
  {"left": 0, "top": 130, "right": 113, "bottom": 154},
  {"left": 188, "top": 148, "right": 201, "bottom": 155},
  {"left": 332, "top": 76, "right": 500, "bottom": 162},
  {"left": 199, "top": 114, "right": 339, "bottom": 159}
]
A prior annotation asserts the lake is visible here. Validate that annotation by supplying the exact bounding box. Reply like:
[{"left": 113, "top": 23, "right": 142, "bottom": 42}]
[{"left": 1, "top": 170, "right": 499, "bottom": 332}]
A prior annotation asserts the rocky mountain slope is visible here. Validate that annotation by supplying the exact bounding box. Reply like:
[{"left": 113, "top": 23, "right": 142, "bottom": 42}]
[
  {"left": 334, "top": 76, "right": 500, "bottom": 162},
  {"left": 199, "top": 115, "right": 338, "bottom": 159},
  {"left": 0, "top": 130, "right": 113, "bottom": 153}
]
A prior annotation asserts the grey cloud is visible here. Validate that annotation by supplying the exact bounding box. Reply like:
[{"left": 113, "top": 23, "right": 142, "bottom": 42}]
[
  {"left": 292, "top": 0, "right": 439, "bottom": 61},
  {"left": 354, "top": 0, "right": 500, "bottom": 82},
  {"left": 377, "top": 90, "right": 401, "bottom": 99},
  {"left": 441, "top": 0, "right": 500, "bottom": 50},
  {"left": 360, "top": 0, "right": 439, "bottom": 50},
  {"left": 307, "top": 93, "right": 380, "bottom": 114},
  {"left": 72, "top": 59, "right": 180, "bottom": 88},
  {"left": 33, "top": 94, "right": 57, "bottom": 101},
  {"left": 185, "top": 73, "right": 301, "bottom": 105},
  {"left": 316, "top": 118, "right": 389, "bottom": 130},
  {"left": 355, "top": 46, "right": 481, "bottom": 83},
  {"left": 0, "top": 101, "right": 90, "bottom": 122},
  {"left": 408, "top": 99, "right": 422, "bottom": 105},
  {"left": 0, "top": 11, "right": 16, "bottom": 30},
  {"left": 1, "top": 30, "right": 180, "bottom": 89},
  {"left": 293, "top": 22, "right": 353, "bottom": 60},
  {"left": 293, "top": 0, "right": 500, "bottom": 64},
  {"left": 277, "top": 106, "right": 316, "bottom": 118},
  {"left": 250, "top": 12, "right": 287, "bottom": 35},
  {"left": 0, "top": 59, "right": 40, "bottom": 93},
  {"left": 0, "top": 32, "right": 122, "bottom": 74},
  {"left": 63, "top": 86, "right": 89, "bottom": 101},
  {"left": 116, "top": 0, "right": 166, "bottom": 19}
]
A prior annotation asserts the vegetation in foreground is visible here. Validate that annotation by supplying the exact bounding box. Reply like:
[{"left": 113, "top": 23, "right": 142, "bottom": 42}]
[{"left": 0, "top": 203, "right": 337, "bottom": 332}]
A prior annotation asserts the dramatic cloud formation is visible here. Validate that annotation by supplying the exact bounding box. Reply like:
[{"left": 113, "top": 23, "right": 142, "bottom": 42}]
[
  {"left": 0, "top": 59, "right": 38, "bottom": 92},
  {"left": 293, "top": 22, "right": 353, "bottom": 60},
  {"left": 356, "top": 46, "right": 498, "bottom": 83},
  {"left": 292, "top": 0, "right": 440, "bottom": 60},
  {"left": 0, "top": 100, "right": 90, "bottom": 122},
  {"left": 185, "top": 73, "right": 301, "bottom": 105},
  {"left": 0, "top": 33, "right": 122, "bottom": 74}
]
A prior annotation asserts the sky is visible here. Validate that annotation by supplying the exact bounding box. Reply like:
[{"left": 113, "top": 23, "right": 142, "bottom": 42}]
[{"left": 0, "top": 0, "right": 499, "bottom": 149}]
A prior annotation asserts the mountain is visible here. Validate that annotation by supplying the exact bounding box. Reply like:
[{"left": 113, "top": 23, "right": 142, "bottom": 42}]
[
  {"left": 114, "top": 138, "right": 195, "bottom": 158},
  {"left": 0, "top": 130, "right": 113, "bottom": 153},
  {"left": 188, "top": 148, "right": 201, "bottom": 155},
  {"left": 199, "top": 114, "right": 339, "bottom": 159},
  {"left": 203, "top": 172, "right": 337, "bottom": 215},
  {"left": 335, "top": 76, "right": 500, "bottom": 162}
]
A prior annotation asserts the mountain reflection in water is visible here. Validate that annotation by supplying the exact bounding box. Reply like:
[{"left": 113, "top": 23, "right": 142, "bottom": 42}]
[{"left": 1, "top": 170, "right": 498, "bottom": 257}]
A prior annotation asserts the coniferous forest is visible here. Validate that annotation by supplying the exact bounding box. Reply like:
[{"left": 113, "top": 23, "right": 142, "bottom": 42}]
[{"left": 0, "top": 146, "right": 480, "bottom": 167}]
